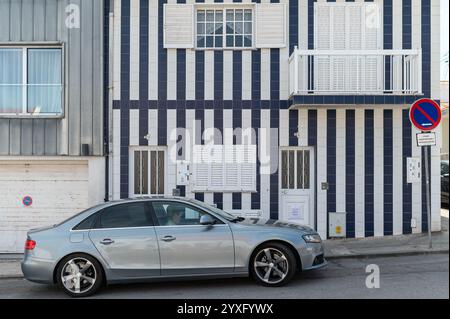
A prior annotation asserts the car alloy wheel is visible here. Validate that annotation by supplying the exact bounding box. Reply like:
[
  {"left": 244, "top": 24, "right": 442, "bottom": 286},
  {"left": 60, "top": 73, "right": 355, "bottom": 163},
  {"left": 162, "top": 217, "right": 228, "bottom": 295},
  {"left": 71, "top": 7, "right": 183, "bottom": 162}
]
[
  {"left": 57, "top": 253, "right": 103, "bottom": 297},
  {"left": 61, "top": 257, "right": 96, "bottom": 294},
  {"left": 254, "top": 248, "right": 290, "bottom": 284}
]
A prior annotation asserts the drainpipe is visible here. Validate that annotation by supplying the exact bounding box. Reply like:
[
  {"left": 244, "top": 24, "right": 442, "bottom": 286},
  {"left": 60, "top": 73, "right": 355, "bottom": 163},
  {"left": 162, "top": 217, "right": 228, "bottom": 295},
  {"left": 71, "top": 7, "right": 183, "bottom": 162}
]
[{"left": 105, "top": 0, "right": 115, "bottom": 202}]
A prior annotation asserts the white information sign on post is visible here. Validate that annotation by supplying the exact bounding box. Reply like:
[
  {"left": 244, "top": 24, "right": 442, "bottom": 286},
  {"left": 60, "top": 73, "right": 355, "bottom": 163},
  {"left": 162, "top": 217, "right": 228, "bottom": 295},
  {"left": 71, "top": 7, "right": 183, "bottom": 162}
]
[{"left": 416, "top": 132, "right": 436, "bottom": 147}]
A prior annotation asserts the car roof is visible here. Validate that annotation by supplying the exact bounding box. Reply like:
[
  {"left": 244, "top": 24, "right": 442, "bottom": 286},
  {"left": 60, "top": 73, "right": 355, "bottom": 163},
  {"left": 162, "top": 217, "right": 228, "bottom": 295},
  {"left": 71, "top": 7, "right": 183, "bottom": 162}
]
[{"left": 101, "top": 196, "right": 193, "bottom": 207}]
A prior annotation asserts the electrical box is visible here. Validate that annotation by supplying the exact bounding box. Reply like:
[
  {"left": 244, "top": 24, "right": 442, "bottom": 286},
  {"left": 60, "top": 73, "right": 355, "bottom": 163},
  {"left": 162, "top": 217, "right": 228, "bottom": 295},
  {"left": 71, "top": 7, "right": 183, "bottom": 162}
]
[
  {"left": 407, "top": 157, "right": 421, "bottom": 183},
  {"left": 176, "top": 160, "right": 189, "bottom": 185},
  {"left": 329, "top": 212, "right": 346, "bottom": 238}
]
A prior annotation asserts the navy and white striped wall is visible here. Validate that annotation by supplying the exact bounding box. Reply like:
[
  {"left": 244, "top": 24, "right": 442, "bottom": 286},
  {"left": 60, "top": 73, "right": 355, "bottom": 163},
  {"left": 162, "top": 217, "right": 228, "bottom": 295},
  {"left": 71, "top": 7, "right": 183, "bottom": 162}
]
[{"left": 109, "top": 0, "right": 441, "bottom": 238}]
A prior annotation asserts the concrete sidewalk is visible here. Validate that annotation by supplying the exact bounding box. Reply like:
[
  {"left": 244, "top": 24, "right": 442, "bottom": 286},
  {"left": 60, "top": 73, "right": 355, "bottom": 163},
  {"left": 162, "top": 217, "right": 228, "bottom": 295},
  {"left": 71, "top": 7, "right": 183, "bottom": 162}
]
[
  {"left": 1, "top": 212, "right": 448, "bottom": 279},
  {"left": 325, "top": 212, "right": 449, "bottom": 258}
]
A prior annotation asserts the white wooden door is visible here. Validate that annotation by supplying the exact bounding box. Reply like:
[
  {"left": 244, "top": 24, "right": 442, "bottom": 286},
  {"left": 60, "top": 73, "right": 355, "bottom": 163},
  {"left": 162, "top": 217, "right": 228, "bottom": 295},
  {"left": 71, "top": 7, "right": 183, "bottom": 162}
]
[{"left": 279, "top": 148, "right": 315, "bottom": 227}]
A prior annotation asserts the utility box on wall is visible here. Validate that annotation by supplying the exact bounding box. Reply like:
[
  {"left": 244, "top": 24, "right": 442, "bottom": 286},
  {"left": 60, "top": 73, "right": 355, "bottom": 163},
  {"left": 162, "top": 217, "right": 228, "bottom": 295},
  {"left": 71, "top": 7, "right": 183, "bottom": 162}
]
[{"left": 329, "top": 212, "right": 346, "bottom": 238}]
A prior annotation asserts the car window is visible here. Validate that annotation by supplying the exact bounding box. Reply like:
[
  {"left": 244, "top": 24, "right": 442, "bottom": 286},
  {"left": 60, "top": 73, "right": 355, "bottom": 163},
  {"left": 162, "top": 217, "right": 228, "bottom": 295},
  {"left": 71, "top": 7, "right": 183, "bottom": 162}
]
[
  {"left": 151, "top": 201, "right": 223, "bottom": 226},
  {"left": 95, "top": 202, "right": 153, "bottom": 229},
  {"left": 442, "top": 162, "right": 449, "bottom": 175},
  {"left": 73, "top": 212, "right": 99, "bottom": 230}
]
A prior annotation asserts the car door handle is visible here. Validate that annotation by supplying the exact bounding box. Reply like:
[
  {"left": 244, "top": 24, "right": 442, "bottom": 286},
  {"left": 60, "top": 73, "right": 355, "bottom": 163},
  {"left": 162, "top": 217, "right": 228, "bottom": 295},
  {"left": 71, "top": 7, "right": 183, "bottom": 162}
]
[
  {"left": 160, "top": 236, "right": 176, "bottom": 242},
  {"left": 100, "top": 238, "right": 115, "bottom": 245}
]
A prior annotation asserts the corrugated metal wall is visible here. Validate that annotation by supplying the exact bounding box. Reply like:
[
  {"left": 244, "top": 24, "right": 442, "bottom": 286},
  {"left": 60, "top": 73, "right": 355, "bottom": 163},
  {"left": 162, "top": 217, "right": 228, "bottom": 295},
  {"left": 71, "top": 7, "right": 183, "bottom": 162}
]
[{"left": 0, "top": 0, "right": 103, "bottom": 156}]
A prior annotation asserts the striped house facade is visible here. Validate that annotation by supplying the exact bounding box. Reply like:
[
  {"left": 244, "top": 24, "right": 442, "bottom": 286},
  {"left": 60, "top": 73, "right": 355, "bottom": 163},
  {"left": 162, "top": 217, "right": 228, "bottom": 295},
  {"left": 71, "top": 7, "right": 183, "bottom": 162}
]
[{"left": 107, "top": 0, "right": 441, "bottom": 239}]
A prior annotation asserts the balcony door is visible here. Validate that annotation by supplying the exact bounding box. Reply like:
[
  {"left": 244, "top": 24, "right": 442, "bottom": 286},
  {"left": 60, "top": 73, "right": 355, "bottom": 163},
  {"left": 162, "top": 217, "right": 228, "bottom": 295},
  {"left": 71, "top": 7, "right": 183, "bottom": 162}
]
[{"left": 314, "top": 2, "right": 382, "bottom": 93}]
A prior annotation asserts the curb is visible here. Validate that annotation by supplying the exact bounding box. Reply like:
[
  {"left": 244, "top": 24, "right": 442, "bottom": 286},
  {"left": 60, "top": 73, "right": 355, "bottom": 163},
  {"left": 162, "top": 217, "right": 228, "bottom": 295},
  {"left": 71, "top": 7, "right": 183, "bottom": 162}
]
[{"left": 325, "top": 248, "right": 449, "bottom": 260}]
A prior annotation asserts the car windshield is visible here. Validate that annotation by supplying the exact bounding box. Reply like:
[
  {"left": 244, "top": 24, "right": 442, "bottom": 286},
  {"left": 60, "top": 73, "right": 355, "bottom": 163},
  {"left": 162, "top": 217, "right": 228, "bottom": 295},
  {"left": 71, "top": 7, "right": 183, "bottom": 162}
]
[{"left": 188, "top": 198, "right": 239, "bottom": 222}]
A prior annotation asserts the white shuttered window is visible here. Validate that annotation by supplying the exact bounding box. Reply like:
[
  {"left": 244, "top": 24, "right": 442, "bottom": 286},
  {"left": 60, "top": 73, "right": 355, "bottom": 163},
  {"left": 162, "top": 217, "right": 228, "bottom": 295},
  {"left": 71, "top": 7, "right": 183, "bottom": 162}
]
[
  {"left": 163, "top": 3, "right": 286, "bottom": 49},
  {"left": 163, "top": 4, "right": 195, "bottom": 48},
  {"left": 192, "top": 145, "right": 257, "bottom": 192},
  {"left": 255, "top": 3, "right": 286, "bottom": 48}
]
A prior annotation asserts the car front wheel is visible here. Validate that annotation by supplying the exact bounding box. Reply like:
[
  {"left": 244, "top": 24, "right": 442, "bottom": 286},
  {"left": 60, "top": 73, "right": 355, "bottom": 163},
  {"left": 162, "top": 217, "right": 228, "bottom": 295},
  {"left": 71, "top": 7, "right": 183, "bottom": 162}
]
[
  {"left": 250, "top": 242, "right": 297, "bottom": 287},
  {"left": 56, "top": 253, "right": 104, "bottom": 297}
]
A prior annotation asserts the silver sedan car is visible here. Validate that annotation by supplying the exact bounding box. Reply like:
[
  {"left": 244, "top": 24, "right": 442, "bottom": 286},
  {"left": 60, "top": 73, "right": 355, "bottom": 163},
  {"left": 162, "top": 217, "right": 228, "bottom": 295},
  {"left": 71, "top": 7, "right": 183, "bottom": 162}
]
[{"left": 21, "top": 197, "right": 326, "bottom": 297}]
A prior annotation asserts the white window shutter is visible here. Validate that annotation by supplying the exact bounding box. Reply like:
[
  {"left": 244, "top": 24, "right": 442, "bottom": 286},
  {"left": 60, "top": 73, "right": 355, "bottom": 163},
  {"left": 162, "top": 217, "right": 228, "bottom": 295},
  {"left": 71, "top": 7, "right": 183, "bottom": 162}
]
[
  {"left": 163, "top": 4, "right": 194, "bottom": 48},
  {"left": 192, "top": 145, "right": 209, "bottom": 191},
  {"left": 255, "top": 3, "right": 286, "bottom": 48},
  {"left": 210, "top": 146, "right": 224, "bottom": 188},
  {"left": 363, "top": 3, "right": 381, "bottom": 50},
  {"left": 362, "top": 3, "right": 382, "bottom": 91},
  {"left": 314, "top": 4, "right": 331, "bottom": 50},
  {"left": 331, "top": 6, "right": 346, "bottom": 50},
  {"left": 240, "top": 145, "right": 257, "bottom": 192},
  {"left": 224, "top": 145, "right": 239, "bottom": 192},
  {"left": 348, "top": 4, "right": 362, "bottom": 50},
  {"left": 330, "top": 5, "right": 346, "bottom": 91}
]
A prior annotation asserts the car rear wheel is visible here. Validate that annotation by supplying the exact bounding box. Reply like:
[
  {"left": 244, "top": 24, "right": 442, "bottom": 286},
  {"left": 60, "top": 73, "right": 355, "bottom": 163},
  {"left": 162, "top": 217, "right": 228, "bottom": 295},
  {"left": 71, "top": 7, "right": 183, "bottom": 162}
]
[
  {"left": 56, "top": 253, "right": 103, "bottom": 297},
  {"left": 250, "top": 242, "right": 297, "bottom": 287}
]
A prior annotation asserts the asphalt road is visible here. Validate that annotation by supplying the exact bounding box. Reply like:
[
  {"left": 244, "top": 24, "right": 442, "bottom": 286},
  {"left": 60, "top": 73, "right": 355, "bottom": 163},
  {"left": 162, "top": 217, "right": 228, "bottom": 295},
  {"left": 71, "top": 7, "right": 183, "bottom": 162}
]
[{"left": 0, "top": 253, "right": 447, "bottom": 299}]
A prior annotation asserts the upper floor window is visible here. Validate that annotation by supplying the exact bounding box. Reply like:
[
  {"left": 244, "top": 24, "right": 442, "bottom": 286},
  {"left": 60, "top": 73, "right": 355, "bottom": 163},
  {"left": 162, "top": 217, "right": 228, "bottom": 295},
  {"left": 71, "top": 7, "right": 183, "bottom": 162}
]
[
  {"left": 196, "top": 8, "right": 253, "bottom": 49},
  {"left": 0, "top": 47, "right": 62, "bottom": 116},
  {"left": 163, "top": 3, "right": 285, "bottom": 49}
]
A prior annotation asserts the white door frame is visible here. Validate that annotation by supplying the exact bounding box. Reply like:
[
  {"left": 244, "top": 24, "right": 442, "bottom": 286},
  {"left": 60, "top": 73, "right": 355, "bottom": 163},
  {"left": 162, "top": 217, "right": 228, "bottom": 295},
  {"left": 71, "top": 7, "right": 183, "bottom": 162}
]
[
  {"left": 129, "top": 146, "right": 168, "bottom": 197},
  {"left": 279, "top": 146, "right": 315, "bottom": 227}
]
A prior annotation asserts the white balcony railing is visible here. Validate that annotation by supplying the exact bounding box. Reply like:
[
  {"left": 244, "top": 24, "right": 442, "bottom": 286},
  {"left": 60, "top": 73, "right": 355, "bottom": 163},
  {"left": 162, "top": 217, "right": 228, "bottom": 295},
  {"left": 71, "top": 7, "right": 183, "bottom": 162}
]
[{"left": 288, "top": 47, "right": 422, "bottom": 96}]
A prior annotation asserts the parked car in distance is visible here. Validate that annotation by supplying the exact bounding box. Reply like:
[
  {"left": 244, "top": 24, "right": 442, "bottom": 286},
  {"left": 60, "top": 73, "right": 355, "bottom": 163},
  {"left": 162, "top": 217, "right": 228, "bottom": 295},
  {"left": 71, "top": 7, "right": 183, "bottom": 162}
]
[
  {"left": 442, "top": 161, "right": 449, "bottom": 206},
  {"left": 21, "top": 197, "right": 326, "bottom": 297}
]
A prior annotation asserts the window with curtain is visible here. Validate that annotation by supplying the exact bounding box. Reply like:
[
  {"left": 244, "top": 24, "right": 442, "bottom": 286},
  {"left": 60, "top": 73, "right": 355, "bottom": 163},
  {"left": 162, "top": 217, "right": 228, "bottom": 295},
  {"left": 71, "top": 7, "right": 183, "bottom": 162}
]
[
  {"left": 196, "top": 8, "right": 253, "bottom": 49},
  {"left": 0, "top": 47, "right": 62, "bottom": 115}
]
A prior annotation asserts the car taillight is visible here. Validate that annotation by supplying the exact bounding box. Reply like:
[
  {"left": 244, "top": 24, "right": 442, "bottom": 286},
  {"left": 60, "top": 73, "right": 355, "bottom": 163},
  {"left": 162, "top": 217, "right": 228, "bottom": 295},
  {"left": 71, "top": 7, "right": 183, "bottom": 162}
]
[{"left": 25, "top": 239, "right": 36, "bottom": 250}]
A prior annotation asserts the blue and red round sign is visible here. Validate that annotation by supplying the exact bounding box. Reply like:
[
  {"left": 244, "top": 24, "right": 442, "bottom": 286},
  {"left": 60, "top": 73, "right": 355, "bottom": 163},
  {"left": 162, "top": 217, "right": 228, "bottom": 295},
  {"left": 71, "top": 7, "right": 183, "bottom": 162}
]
[
  {"left": 409, "top": 98, "right": 441, "bottom": 131},
  {"left": 22, "top": 196, "right": 33, "bottom": 207}
]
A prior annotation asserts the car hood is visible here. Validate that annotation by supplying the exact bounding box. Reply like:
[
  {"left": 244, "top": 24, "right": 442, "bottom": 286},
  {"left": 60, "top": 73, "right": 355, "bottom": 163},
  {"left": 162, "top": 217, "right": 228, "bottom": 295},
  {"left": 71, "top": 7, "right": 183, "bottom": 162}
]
[{"left": 237, "top": 218, "right": 315, "bottom": 233}]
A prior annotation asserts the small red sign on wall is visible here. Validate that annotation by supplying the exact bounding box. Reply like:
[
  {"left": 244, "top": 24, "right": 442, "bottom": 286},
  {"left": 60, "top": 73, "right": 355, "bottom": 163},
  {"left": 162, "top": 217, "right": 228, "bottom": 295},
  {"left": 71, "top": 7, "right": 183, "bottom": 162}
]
[{"left": 22, "top": 196, "right": 33, "bottom": 207}]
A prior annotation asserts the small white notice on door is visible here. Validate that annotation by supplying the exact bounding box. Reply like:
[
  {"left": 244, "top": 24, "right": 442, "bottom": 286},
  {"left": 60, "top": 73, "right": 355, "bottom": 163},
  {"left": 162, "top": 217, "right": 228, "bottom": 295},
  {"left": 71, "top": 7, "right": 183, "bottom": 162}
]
[{"left": 287, "top": 204, "right": 304, "bottom": 220}]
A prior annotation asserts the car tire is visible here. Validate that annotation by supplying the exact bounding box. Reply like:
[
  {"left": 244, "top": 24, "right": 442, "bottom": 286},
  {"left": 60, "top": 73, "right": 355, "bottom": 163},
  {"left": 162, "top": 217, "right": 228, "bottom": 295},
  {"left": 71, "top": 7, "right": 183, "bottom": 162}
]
[
  {"left": 250, "top": 242, "right": 297, "bottom": 287},
  {"left": 56, "top": 253, "right": 104, "bottom": 297}
]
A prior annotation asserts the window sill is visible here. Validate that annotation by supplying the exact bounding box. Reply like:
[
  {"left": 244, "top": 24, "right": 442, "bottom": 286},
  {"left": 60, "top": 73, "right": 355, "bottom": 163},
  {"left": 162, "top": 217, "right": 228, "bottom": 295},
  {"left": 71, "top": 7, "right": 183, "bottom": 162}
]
[
  {"left": 193, "top": 47, "right": 257, "bottom": 51},
  {"left": 0, "top": 113, "right": 64, "bottom": 119}
]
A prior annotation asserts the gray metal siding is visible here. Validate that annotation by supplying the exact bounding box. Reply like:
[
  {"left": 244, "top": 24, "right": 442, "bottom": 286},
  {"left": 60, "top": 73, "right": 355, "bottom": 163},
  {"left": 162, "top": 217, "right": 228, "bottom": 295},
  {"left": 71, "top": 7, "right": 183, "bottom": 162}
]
[{"left": 0, "top": 0, "right": 103, "bottom": 156}]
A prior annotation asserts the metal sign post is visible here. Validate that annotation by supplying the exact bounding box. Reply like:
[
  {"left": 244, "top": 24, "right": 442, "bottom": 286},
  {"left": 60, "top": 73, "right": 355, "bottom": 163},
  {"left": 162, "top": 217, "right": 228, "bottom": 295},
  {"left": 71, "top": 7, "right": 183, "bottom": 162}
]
[
  {"left": 423, "top": 144, "right": 432, "bottom": 248},
  {"left": 409, "top": 98, "right": 442, "bottom": 249}
]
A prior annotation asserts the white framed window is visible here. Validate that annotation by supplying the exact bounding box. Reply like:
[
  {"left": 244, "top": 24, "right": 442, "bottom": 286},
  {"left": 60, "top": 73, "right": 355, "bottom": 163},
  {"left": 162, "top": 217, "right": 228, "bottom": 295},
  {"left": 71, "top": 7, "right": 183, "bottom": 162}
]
[
  {"left": 163, "top": 3, "right": 286, "bottom": 49},
  {"left": 191, "top": 144, "right": 257, "bottom": 192},
  {"left": 0, "top": 46, "right": 63, "bottom": 116},
  {"left": 131, "top": 147, "right": 166, "bottom": 196},
  {"left": 196, "top": 8, "right": 253, "bottom": 49}
]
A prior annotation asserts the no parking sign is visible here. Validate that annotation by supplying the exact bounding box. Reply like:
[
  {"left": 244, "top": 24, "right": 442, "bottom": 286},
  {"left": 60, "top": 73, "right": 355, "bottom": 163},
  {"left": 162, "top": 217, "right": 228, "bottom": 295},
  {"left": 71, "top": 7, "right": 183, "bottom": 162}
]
[
  {"left": 409, "top": 98, "right": 441, "bottom": 249},
  {"left": 409, "top": 98, "right": 441, "bottom": 131},
  {"left": 22, "top": 196, "right": 33, "bottom": 207}
]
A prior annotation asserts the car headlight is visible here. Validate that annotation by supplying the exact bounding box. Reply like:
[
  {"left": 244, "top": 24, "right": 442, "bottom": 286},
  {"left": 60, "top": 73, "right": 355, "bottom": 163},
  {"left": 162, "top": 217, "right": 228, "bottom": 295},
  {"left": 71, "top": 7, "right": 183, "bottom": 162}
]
[{"left": 302, "top": 234, "right": 322, "bottom": 243}]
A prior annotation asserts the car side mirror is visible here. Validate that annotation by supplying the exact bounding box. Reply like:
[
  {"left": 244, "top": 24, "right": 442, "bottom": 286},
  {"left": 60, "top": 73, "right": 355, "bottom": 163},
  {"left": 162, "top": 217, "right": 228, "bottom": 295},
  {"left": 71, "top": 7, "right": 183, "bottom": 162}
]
[{"left": 200, "top": 215, "right": 216, "bottom": 225}]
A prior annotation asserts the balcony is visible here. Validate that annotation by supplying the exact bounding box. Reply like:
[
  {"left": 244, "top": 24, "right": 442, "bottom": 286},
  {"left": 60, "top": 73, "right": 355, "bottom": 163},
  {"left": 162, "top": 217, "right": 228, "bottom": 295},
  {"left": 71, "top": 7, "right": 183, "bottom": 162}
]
[{"left": 288, "top": 47, "right": 422, "bottom": 97}]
